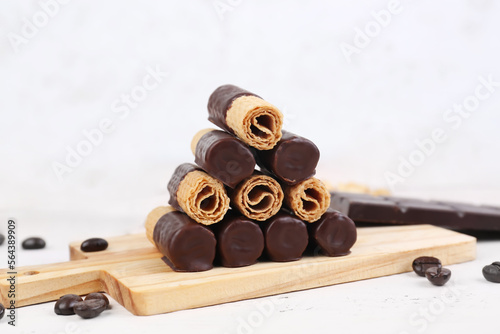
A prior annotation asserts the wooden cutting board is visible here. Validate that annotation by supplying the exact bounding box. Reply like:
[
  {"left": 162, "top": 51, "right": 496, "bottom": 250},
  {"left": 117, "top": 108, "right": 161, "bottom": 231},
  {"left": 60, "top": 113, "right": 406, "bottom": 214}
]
[{"left": 0, "top": 225, "right": 476, "bottom": 316}]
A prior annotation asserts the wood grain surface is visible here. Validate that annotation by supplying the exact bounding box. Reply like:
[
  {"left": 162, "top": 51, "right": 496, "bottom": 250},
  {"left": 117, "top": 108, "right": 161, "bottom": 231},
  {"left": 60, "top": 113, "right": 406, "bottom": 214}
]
[{"left": 0, "top": 225, "right": 476, "bottom": 316}]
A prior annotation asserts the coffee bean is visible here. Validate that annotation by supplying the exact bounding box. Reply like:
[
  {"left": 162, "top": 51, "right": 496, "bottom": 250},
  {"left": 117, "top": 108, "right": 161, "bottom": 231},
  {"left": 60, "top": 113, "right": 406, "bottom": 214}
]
[
  {"left": 0, "top": 234, "right": 5, "bottom": 246},
  {"left": 85, "top": 293, "right": 109, "bottom": 307},
  {"left": 54, "top": 294, "right": 83, "bottom": 315},
  {"left": 22, "top": 237, "right": 46, "bottom": 250},
  {"left": 80, "top": 238, "right": 108, "bottom": 252},
  {"left": 425, "top": 267, "right": 451, "bottom": 286},
  {"left": 0, "top": 303, "right": 5, "bottom": 320},
  {"left": 73, "top": 299, "right": 107, "bottom": 319},
  {"left": 412, "top": 256, "right": 442, "bottom": 277},
  {"left": 482, "top": 262, "right": 500, "bottom": 283}
]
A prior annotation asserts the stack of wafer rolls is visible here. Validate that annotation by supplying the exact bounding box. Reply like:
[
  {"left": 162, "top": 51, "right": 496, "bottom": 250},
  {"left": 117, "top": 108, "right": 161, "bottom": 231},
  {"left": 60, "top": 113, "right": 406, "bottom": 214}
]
[{"left": 145, "top": 84, "right": 357, "bottom": 272}]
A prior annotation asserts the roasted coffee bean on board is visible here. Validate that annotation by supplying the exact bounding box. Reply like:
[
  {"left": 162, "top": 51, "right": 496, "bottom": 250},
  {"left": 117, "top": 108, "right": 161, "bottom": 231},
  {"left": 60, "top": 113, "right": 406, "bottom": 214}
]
[{"left": 80, "top": 238, "right": 108, "bottom": 252}]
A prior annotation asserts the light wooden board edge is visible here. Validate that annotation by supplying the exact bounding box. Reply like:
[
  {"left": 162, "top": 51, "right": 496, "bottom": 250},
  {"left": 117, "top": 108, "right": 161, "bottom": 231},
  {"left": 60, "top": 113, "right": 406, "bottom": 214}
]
[
  {"left": 119, "top": 231, "right": 476, "bottom": 315},
  {"left": 0, "top": 225, "right": 477, "bottom": 315}
]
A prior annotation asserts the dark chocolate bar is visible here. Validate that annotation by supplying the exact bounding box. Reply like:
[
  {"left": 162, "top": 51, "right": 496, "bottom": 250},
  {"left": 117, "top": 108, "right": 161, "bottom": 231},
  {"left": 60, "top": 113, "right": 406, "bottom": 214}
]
[
  {"left": 207, "top": 85, "right": 259, "bottom": 133},
  {"left": 260, "top": 212, "right": 308, "bottom": 262},
  {"left": 211, "top": 211, "right": 264, "bottom": 267},
  {"left": 153, "top": 211, "right": 216, "bottom": 272},
  {"left": 308, "top": 209, "right": 357, "bottom": 256},
  {"left": 330, "top": 192, "right": 500, "bottom": 231},
  {"left": 194, "top": 130, "right": 256, "bottom": 188},
  {"left": 256, "top": 130, "right": 319, "bottom": 185}
]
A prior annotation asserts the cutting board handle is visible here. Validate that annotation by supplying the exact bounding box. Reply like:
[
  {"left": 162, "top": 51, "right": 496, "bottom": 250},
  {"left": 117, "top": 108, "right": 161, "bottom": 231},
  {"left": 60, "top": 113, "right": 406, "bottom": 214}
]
[{"left": 0, "top": 259, "right": 106, "bottom": 307}]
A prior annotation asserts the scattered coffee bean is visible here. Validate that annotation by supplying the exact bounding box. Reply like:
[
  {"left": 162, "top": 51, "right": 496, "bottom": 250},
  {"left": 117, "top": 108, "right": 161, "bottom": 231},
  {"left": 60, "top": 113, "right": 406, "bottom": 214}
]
[
  {"left": 73, "top": 299, "right": 107, "bottom": 319},
  {"left": 0, "top": 233, "right": 5, "bottom": 246},
  {"left": 425, "top": 267, "right": 451, "bottom": 286},
  {"left": 482, "top": 262, "right": 500, "bottom": 283},
  {"left": 54, "top": 294, "right": 83, "bottom": 315},
  {"left": 412, "top": 256, "right": 442, "bottom": 277},
  {"left": 0, "top": 303, "right": 5, "bottom": 320},
  {"left": 22, "top": 237, "right": 46, "bottom": 250},
  {"left": 80, "top": 238, "right": 108, "bottom": 252},
  {"left": 85, "top": 293, "right": 109, "bottom": 307}
]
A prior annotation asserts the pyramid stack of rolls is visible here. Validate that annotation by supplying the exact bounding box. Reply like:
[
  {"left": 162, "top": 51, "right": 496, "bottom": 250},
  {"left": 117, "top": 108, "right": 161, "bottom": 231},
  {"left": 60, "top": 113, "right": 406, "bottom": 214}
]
[{"left": 145, "top": 85, "right": 357, "bottom": 272}]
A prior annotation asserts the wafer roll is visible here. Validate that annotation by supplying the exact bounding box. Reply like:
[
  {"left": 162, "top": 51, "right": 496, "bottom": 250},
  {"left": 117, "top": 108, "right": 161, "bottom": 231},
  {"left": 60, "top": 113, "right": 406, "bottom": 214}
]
[
  {"left": 167, "top": 163, "right": 229, "bottom": 225},
  {"left": 145, "top": 206, "right": 216, "bottom": 272},
  {"left": 256, "top": 130, "right": 320, "bottom": 185},
  {"left": 308, "top": 209, "right": 357, "bottom": 257},
  {"left": 260, "top": 212, "right": 308, "bottom": 262},
  {"left": 211, "top": 210, "right": 264, "bottom": 268},
  {"left": 207, "top": 84, "right": 283, "bottom": 150},
  {"left": 230, "top": 172, "right": 284, "bottom": 221},
  {"left": 283, "top": 177, "right": 331, "bottom": 222},
  {"left": 191, "top": 128, "right": 256, "bottom": 188}
]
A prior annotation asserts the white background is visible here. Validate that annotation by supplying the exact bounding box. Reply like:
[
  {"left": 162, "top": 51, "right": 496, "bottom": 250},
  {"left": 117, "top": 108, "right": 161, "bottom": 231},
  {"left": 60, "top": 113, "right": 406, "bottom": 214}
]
[{"left": 1, "top": 0, "right": 500, "bottom": 333}]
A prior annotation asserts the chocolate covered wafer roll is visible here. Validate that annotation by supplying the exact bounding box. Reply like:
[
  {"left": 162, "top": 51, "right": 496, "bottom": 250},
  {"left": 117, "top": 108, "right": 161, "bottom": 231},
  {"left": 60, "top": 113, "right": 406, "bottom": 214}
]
[
  {"left": 211, "top": 210, "right": 264, "bottom": 267},
  {"left": 308, "top": 209, "right": 357, "bottom": 256},
  {"left": 256, "top": 130, "right": 320, "bottom": 185},
  {"left": 168, "top": 163, "right": 230, "bottom": 225},
  {"left": 191, "top": 128, "right": 256, "bottom": 188},
  {"left": 260, "top": 212, "right": 308, "bottom": 262},
  {"left": 208, "top": 84, "right": 284, "bottom": 150},
  {"left": 230, "top": 172, "right": 284, "bottom": 221},
  {"left": 145, "top": 206, "right": 216, "bottom": 272},
  {"left": 283, "top": 177, "right": 331, "bottom": 222}
]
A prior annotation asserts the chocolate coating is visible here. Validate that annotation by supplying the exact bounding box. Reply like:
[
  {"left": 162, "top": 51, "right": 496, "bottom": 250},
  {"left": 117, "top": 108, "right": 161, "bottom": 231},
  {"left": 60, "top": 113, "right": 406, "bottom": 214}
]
[
  {"left": 260, "top": 212, "right": 308, "bottom": 262},
  {"left": 211, "top": 211, "right": 264, "bottom": 267},
  {"left": 54, "top": 294, "right": 83, "bottom": 315},
  {"left": 153, "top": 211, "right": 216, "bottom": 272},
  {"left": 22, "top": 237, "right": 45, "bottom": 250},
  {"left": 207, "top": 84, "right": 259, "bottom": 133},
  {"left": 0, "top": 233, "right": 4, "bottom": 246},
  {"left": 73, "top": 299, "right": 106, "bottom": 319},
  {"left": 0, "top": 303, "right": 4, "bottom": 320},
  {"left": 195, "top": 130, "right": 256, "bottom": 188},
  {"left": 80, "top": 238, "right": 108, "bottom": 252},
  {"left": 256, "top": 130, "right": 319, "bottom": 185},
  {"left": 167, "top": 163, "right": 201, "bottom": 210},
  {"left": 308, "top": 209, "right": 357, "bottom": 257}
]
